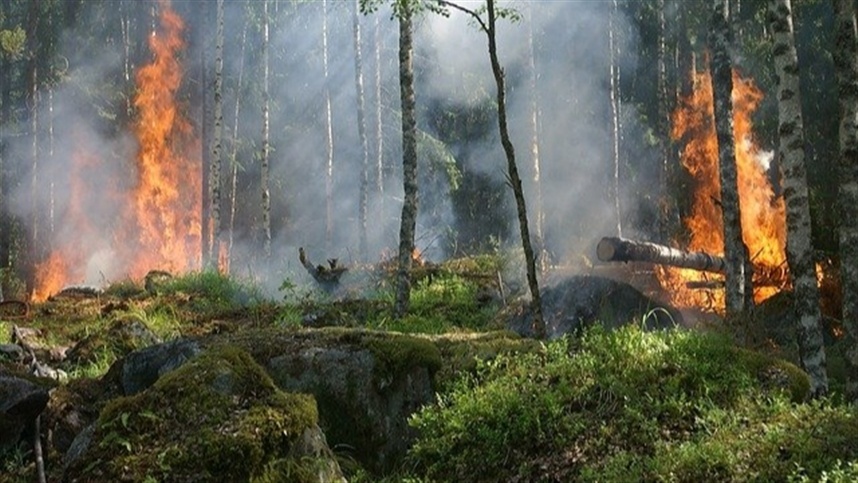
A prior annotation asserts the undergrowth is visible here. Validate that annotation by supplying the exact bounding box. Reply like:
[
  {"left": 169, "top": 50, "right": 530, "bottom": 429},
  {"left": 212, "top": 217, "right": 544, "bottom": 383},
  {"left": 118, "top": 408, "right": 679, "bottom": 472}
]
[{"left": 407, "top": 325, "right": 857, "bottom": 482}]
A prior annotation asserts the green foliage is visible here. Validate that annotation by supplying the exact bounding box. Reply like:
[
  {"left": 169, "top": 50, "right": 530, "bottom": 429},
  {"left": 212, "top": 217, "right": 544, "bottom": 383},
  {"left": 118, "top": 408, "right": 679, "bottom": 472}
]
[
  {"left": 158, "top": 270, "right": 264, "bottom": 306},
  {"left": 0, "top": 26, "right": 25, "bottom": 58},
  {"left": 790, "top": 460, "right": 858, "bottom": 483},
  {"left": 407, "top": 326, "right": 832, "bottom": 482}
]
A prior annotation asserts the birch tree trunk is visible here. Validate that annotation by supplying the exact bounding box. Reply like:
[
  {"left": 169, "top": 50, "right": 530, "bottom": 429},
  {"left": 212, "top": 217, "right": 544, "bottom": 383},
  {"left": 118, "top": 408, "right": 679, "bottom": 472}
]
[
  {"left": 394, "top": 1, "right": 418, "bottom": 318},
  {"left": 832, "top": 0, "right": 858, "bottom": 402},
  {"left": 323, "top": 0, "right": 335, "bottom": 251},
  {"left": 227, "top": 16, "right": 249, "bottom": 271},
  {"left": 375, "top": 15, "right": 385, "bottom": 220},
  {"left": 657, "top": 0, "right": 679, "bottom": 242},
  {"left": 709, "top": 0, "right": 749, "bottom": 318},
  {"left": 209, "top": 0, "right": 224, "bottom": 269},
  {"left": 26, "top": 0, "right": 40, "bottom": 296},
  {"left": 354, "top": 0, "right": 370, "bottom": 261},
  {"left": 768, "top": 0, "right": 828, "bottom": 396},
  {"left": 200, "top": 1, "right": 211, "bottom": 268},
  {"left": 261, "top": 0, "right": 272, "bottom": 259},
  {"left": 608, "top": 0, "right": 623, "bottom": 238},
  {"left": 526, "top": 4, "right": 546, "bottom": 271}
]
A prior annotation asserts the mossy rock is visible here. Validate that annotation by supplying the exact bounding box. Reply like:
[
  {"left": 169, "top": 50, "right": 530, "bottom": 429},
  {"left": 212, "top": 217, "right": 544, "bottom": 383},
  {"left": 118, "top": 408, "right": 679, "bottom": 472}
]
[
  {"left": 64, "top": 316, "right": 161, "bottom": 366},
  {"left": 219, "top": 327, "right": 441, "bottom": 474},
  {"left": 63, "top": 346, "right": 343, "bottom": 482}
]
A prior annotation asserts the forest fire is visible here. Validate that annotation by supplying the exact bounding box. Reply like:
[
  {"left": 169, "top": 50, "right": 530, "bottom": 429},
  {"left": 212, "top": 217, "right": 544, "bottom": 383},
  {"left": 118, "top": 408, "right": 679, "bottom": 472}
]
[
  {"left": 32, "top": 0, "right": 200, "bottom": 301},
  {"left": 123, "top": 0, "right": 201, "bottom": 279},
  {"left": 657, "top": 69, "right": 788, "bottom": 312}
]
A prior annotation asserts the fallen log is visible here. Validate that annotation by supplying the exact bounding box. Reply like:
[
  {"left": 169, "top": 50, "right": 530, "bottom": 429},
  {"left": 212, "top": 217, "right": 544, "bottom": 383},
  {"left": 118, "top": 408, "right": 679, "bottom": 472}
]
[{"left": 597, "top": 237, "right": 726, "bottom": 274}]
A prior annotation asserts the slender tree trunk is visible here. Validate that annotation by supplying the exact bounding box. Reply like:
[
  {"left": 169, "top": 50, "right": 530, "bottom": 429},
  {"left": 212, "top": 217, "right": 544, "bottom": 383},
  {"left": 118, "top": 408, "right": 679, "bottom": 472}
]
[
  {"left": 227, "top": 16, "right": 249, "bottom": 272},
  {"left": 47, "top": 88, "right": 54, "bottom": 240},
  {"left": 0, "top": 0, "right": 10, "bottom": 278},
  {"left": 769, "top": 0, "right": 828, "bottom": 397},
  {"left": 440, "top": 0, "right": 545, "bottom": 336},
  {"left": 657, "top": 0, "right": 678, "bottom": 242},
  {"left": 833, "top": 0, "right": 858, "bottom": 402},
  {"left": 200, "top": 1, "right": 211, "bottom": 268},
  {"left": 487, "top": 0, "right": 544, "bottom": 338},
  {"left": 209, "top": 0, "right": 224, "bottom": 269},
  {"left": 120, "top": 0, "right": 133, "bottom": 117},
  {"left": 527, "top": 4, "right": 546, "bottom": 271},
  {"left": 608, "top": 0, "right": 623, "bottom": 237},
  {"left": 323, "top": 0, "right": 335, "bottom": 251},
  {"left": 709, "top": 0, "right": 748, "bottom": 318},
  {"left": 26, "top": 0, "right": 40, "bottom": 297},
  {"left": 394, "top": 2, "right": 418, "bottom": 318},
  {"left": 354, "top": 0, "right": 369, "bottom": 261},
  {"left": 261, "top": 0, "right": 272, "bottom": 259},
  {"left": 375, "top": 15, "right": 385, "bottom": 222}
]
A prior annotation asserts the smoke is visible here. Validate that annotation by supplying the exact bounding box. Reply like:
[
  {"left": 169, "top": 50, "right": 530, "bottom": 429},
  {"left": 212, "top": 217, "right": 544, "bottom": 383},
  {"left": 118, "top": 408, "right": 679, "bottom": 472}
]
[{"left": 3, "top": 0, "right": 654, "bottom": 297}]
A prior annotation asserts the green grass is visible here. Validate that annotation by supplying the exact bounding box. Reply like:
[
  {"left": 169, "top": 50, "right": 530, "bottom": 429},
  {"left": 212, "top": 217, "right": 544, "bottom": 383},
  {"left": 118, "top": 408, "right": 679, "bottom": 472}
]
[{"left": 406, "top": 325, "right": 852, "bottom": 482}]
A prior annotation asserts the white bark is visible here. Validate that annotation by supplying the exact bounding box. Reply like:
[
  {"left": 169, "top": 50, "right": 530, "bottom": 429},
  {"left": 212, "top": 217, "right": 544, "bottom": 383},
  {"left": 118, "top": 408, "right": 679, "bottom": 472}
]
[{"left": 769, "top": 0, "right": 828, "bottom": 396}]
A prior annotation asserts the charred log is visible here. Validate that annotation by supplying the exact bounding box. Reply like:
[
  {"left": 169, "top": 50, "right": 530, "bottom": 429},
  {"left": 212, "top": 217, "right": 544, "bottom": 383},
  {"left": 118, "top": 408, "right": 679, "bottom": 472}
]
[
  {"left": 597, "top": 236, "right": 726, "bottom": 273},
  {"left": 299, "top": 247, "right": 347, "bottom": 292}
]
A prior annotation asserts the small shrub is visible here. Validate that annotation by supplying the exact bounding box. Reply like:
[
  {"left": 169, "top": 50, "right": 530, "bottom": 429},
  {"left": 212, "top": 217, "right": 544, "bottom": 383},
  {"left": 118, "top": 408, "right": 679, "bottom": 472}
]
[{"left": 407, "top": 326, "right": 834, "bottom": 482}]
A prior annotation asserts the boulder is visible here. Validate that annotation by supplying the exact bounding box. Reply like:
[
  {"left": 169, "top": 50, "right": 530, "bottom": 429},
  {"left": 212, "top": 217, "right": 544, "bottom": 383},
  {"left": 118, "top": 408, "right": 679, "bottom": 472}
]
[
  {"left": 505, "top": 275, "right": 682, "bottom": 338},
  {"left": 0, "top": 372, "right": 51, "bottom": 452},
  {"left": 63, "top": 346, "right": 344, "bottom": 483},
  {"left": 223, "top": 327, "right": 442, "bottom": 474},
  {"left": 115, "top": 338, "right": 201, "bottom": 396}
]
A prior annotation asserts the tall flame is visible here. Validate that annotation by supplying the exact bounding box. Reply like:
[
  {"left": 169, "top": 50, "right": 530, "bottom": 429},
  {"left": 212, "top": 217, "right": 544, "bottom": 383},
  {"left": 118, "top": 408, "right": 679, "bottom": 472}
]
[
  {"left": 32, "top": 0, "right": 200, "bottom": 300},
  {"left": 658, "top": 69, "right": 787, "bottom": 311},
  {"left": 123, "top": 0, "right": 201, "bottom": 278}
]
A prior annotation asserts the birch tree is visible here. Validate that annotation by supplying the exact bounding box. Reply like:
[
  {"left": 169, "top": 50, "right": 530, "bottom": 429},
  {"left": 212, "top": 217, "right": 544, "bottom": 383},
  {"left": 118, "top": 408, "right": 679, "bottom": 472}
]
[
  {"left": 709, "top": 0, "right": 749, "bottom": 318},
  {"left": 526, "top": 4, "right": 546, "bottom": 271},
  {"left": 832, "top": 0, "right": 858, "bottom": 402},
  {"left": 227, "top": 16, "right": 249, "bottom": 271},
  {"left": 261, "top": 0, "right": 272, "bottom": 259},
  {"left": 209, "top": 0, "right": 224, "bottom": 269},
  {"left": 374, "top": 14, "right": 385, "bottom": 221},
  {"left": 393, "top": 0, "right": 418, "bottom": 318},
  {"left": 768, "top": 0, "right": 828, "bottom": 397},
  {"left": 609, "top": 0, "right": 623, "bottom": 238},
  {"left": 323, "top": 0, "right": 335, "bottom": 251},
  {"left": 353, "top": 0, "right": 370, "bottom": 261}
]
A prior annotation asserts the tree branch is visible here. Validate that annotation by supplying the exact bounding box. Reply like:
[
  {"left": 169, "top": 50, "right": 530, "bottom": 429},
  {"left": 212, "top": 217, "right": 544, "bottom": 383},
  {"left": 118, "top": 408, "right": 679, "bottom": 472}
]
[{"left": 435, "top": 0, "right": 488, "bottom": 33}]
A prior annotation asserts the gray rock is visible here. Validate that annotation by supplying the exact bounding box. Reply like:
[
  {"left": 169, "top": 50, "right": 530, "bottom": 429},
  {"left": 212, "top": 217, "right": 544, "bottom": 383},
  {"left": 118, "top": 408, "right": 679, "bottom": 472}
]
[
  {"left": 508, "top": 275, "right": 683, "bottom": 338},
  {"left": 119, "top": 338, "right": 201, "bottom": 395},
  {"left": 63, "top": 422, "right": 94, "bottom": 472},
  {"left": 0, "top": 344, "right": 24, "bottom": 363},
  {"left": 0, "top": 374, "right": 50, "bottom": 451},
  {"left": 260, "top": 330, "right": 438, "bottom": 474}
]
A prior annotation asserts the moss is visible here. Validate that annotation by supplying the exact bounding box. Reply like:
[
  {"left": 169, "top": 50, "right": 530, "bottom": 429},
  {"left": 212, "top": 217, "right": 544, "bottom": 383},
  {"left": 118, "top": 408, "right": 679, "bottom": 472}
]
[
  {"left": 733, "top": 346, "right": 811, "bottom": 402},
  {"left": 65, "top": 345, "right": 321, "bottom": 482},
  {"left": 356, "top": 331, "right": 443, "bottom": 384},
  {"left": 429, "top": 331, "right": 543, "bottom": 391}
]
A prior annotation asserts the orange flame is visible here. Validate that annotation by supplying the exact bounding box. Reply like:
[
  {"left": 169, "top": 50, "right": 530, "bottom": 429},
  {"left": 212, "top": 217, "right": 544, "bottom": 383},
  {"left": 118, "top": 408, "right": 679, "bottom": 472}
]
[
  {"left": 658, "top": 68, "right": 787, "bottom": 311},
  {"left": 123, "top": 0, "right": 201, "bottom": 278},
  {"left": 32, "top": 145, "right": 105, "bottom": 301},
  {"left": 32, "top": 0, "right": 199, "bottom": 300}
]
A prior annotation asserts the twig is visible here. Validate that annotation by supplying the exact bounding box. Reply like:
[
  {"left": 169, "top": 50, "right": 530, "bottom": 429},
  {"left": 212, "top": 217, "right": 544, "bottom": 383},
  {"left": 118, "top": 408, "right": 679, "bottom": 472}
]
[
  {"left": 496, "top": 270, "right": 507, "bottom": 306},
  {"left": 34, "top": 415, "right": 46, "bottom": 483}
]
